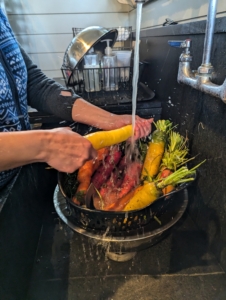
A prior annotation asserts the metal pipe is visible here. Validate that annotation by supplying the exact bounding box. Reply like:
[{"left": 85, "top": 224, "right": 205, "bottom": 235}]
[
  {"left": 178, "top": 61, "right": 226, "bottom": 103},
  {"left": 169, "top": 0, "right": 226, "bottom": 103},
  {"left": 202, "top": 0, "right": 218, "bottom": 66}
]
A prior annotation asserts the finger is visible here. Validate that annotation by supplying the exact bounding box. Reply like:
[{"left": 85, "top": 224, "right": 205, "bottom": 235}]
[
  {"left": 134, "top": 123, "right": 146, "bottom": 139},
  {"left": 143, "top": 120, "right": 152, "bottom": 136},
  {"left": 140, "top": 118, "right": 152, "bottom": 130},
  {"left": 90, "top": 147, "right": 98, "bottom": 160},
  {"left": 138, "top": 122, "right": 146, "bottom": 137},
  {"left": 137, "top": 119, "right": 153, "bottom": 138}
]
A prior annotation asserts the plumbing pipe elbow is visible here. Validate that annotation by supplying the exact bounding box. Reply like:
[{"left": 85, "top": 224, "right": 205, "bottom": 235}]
[
  {"left": 178, "top": 62, "right": 197, "bottom": 87},
  {"left": 177, "top": 60, "right": 226, "bottom": 103},
  {"left": 220, "top": 79, "right": 226, "bottom": 103}
]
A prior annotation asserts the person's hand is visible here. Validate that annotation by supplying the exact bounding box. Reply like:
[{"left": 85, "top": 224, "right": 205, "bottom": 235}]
[
  {"left": 134, "top": 116, "right": 154, "bottom": 140},
  {"left": 71, "top": 98, "right": 153, "bottom": 139},
  {"left": 44, "top": 127, "right": 97, "bottom": 173},
  {"left": 108, "top": 114, "right": 154, "bottom": 140}
]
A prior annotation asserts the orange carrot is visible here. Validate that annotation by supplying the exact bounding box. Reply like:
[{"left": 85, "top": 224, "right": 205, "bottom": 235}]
[
  {"left": 159, "top": 168, "right": 174, "bottom": 195},
  {"left": 162, "top": 185, "right": 174, "bottom": 195},
  {"left": 72, "top": 160, "right": 95, "bottom": 205},
  {"left": 104, "top": 185, "right": 143, "bottom": 211},
  {"left": 160, "top": 168, "right": 172, "bottom": 178},
  {"left": 97, "top": 147, "right": 110, "bottom": 162},
  {"left": 72, "top": 147, "right": 109, "bottom": 205}
]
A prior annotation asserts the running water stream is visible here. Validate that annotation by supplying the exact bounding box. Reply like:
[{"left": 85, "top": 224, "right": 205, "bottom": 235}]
[
  {"left": 131, "top": 2, "right": 143, "bottom": 150},
  {"left": 65, "top": 4, "right": 145, "bottom": 269}
]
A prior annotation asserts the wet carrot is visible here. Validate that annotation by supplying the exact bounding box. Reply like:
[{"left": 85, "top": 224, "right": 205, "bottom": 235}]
[
  {"left": 157, "top": 131, "right": 191, "bottom": 196},
  {"left": 100, "top": 161, "right": 142, "bottom": 209},
  {"left": 85, "top": 125, "right": 133, "bottom": 150},
  {"left": 124, "top": 182, "right": 161, "bottom": 211},
  {"left": 159, "top": 168, "right": 174, "bottom": 195},
  {"left": 99, "top": 156, "right": 126, "bottom": 199},
  {"left": 124, "top": 165, "right": 198, "bottom": 211},
  {"left": 141, "top": 120, "right": 172, "bottom": 181},
  {"left": 162, "top": 185, "right": 175, "bottom": 195},
  {"left": 160, "top": 168, "right": 172, "bottom": 178},
  {"left": 117, "top": 161, "right": 142, "bottom": 198},
  {"left": 72, "top": 148, "right": 109, "bottom": 205},
  {"left": 91, "top": 145, "right": 122, "bottom": 189},
  {"left": 105, "top": 185, "right": 143, "bottom": 211}
]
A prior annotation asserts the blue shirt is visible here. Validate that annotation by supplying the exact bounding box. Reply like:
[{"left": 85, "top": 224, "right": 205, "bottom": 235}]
[{"left": 0, "top": 8, "right": 30, "bottom": 188}]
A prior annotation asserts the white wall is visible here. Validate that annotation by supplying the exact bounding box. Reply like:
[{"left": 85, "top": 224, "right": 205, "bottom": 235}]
[
  {"left": 6, "top": 0, "right": 225, "bottom": 78},
  {"left": 5, "top": 0, "right": 130, "bottom": 78},
  {"left": 129, "top": 0, "right": 226, "bottom": 30}
]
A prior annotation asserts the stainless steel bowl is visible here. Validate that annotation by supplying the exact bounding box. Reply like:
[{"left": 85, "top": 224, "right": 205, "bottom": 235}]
[{"left": 66, "top": 26, "right": 118, "bottom": 70}]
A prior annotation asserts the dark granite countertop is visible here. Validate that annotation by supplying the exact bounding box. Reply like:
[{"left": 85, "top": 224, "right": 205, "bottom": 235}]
[{"left": 27, "top": 201, "right": 226, "bottom": 300}]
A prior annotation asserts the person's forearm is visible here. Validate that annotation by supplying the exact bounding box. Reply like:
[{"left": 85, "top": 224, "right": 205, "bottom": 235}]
[
  {"left": 72, "top": 98, "right": 129, "bottom": 130},
  {"left": 0, "top": 131, "right": 48, "bottom": 171},
  {"left": 0, "top": 128, "right": 97, "bottom": 174}
]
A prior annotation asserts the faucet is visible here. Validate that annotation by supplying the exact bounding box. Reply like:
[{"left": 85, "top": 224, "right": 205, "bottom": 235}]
[{"left": 168, "top": 0, "right": 226, "bottom": 103}]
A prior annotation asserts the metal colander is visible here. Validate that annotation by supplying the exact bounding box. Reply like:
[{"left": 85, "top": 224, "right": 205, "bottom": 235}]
[{"left": 58, "top": 171, "right": 194, "bottom": 235}]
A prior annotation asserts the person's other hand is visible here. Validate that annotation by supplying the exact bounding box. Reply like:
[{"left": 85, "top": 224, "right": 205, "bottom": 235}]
[
  {"left": 44, "top": 127, "right": 97, "bottom": 173},
  {"left": 108, "top": 114, "right": 153, "bottom": 139},
  {"left": 71, "top": 98, "right": 153, "bottom": 139},
  {"left": 133, "top": 116, "right": 153, "bottom": 140}
]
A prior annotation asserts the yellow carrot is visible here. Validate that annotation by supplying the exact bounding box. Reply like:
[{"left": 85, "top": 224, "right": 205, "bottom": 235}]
[
  {"left": 123, "top": 182, "right": 160, "bottom": 211},
  {"left": 124, "top": 164, "right": 199, "bottom": 211},
  {"left": 85, "top": 125, "right": 133, "bottom": 150},
  {"left": 141, "top": 138, "right": 165, "bottom": 179},
  {"left": 141, "top": 120, "right": 172, "bottom": 180}
]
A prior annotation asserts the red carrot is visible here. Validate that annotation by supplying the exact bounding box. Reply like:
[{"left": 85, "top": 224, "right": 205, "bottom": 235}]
[
  {"left": 104, "top": 185, "right": 144, "bottom": 211},
  {"left": 91, "top": 145, "right": 122, "bottom": 189},
  {"left": 118, "top": 161, "right": 142, "bottom": 199},
  {"left": 99, "top": 156, "right": 126, "bottom": 198},
  {"left": 101, "top": 161, "right": 142, "bottom": 209}
]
